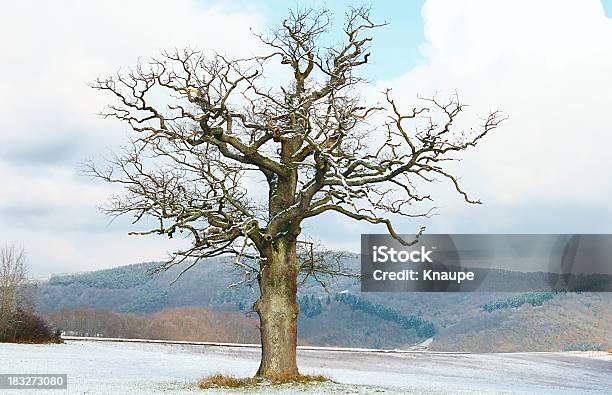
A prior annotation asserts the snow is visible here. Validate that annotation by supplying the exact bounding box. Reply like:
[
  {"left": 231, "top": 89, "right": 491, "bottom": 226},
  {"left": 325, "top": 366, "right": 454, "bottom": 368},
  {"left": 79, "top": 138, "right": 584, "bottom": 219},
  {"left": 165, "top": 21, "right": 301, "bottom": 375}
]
[
  {"left": 0, "top": 340, "right": 610, "bottom": 394},
  {"left": 413, "top": 337, "right": 434, "bottom": 350}
]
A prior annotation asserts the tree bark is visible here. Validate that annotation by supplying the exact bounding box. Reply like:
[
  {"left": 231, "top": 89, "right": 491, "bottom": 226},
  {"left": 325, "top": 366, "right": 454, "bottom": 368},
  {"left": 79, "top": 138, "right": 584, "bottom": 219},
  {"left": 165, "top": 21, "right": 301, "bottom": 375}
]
[{"left": 254, "top": 236, "right": 300, "bottom": 379}]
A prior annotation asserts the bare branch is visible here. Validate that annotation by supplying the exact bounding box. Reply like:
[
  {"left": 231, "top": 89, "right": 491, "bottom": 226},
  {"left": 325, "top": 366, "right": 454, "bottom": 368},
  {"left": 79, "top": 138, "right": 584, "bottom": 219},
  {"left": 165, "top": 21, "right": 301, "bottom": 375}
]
[{"left": 89, "top": 5, "right": 504, "bottom": 287}]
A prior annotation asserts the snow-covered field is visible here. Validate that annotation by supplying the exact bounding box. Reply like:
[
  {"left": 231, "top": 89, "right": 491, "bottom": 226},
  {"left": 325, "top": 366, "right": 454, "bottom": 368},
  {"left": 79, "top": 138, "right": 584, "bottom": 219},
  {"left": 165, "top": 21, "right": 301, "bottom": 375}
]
[{"left": 0, "top": 340, "right": 610, "bottom": 394}]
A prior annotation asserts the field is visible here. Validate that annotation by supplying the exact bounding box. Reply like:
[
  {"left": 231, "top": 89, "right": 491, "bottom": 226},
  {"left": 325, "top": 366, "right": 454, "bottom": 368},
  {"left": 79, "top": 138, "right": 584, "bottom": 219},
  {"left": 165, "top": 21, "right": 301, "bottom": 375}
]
[{"left": 1, "top": 339, "right": 610, "bottom": 394}]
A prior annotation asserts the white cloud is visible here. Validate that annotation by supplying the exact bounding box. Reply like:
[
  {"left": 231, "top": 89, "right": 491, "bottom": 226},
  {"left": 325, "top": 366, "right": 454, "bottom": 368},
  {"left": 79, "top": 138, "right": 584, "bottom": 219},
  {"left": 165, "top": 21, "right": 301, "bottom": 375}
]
[
  {"left": 0, "top": 0, "right": 262, "bottom": 274},
  {"left": 3, "top": 227, "right": 190, "bottom": 276},
  {"left": 386, "top": 0, "right": 612, "bottom": 209},
  {"left": 0, "top": 0, "right": 263, "bottom": 156}
]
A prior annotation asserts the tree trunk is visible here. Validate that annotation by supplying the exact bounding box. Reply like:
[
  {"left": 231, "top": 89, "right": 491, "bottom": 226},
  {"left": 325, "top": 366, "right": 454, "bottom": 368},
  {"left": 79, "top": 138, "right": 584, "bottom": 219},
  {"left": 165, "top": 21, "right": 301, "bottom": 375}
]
[{"left": 254, "top": 236, "right": 300, "bottom": 379}]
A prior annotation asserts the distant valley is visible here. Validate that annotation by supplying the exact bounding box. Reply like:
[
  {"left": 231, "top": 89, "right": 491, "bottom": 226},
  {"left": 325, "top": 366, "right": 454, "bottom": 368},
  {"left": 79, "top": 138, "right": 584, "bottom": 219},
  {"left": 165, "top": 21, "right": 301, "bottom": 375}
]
[{"left": 35, "top": 255, "right": 612, "bottom": 352}]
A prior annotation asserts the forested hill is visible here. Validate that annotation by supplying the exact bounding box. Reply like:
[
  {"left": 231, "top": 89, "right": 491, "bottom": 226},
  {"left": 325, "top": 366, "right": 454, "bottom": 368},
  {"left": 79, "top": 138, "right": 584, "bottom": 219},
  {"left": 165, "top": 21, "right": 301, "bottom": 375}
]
[
  {"left": 36, "top": 256, "right": 612, "bottom": 352},
  {"left": 39, "top": 258, "right": 264, "bottom": 314}
]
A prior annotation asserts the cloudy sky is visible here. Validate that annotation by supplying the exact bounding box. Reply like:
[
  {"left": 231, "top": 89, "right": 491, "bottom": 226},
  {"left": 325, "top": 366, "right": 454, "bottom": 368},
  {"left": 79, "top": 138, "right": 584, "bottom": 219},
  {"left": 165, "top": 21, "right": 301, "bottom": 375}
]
[{"left": 2, "top": 0, "right": 612, "bottom": 276}]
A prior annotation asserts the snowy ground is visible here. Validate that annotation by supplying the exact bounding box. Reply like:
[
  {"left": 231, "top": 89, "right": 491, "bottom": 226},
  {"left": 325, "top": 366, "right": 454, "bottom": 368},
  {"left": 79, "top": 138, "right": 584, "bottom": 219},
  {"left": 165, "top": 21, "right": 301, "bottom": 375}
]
[{"left": 0, "top": 340, "right": 610, "bottom": 394}]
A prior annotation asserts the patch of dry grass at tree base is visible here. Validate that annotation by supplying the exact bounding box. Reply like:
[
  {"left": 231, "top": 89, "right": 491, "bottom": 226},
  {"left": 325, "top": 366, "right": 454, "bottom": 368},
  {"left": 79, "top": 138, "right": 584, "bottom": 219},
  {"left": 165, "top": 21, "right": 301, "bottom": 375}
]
[{"left": 198, "top": 373, "right": 330, "bottom": 389}]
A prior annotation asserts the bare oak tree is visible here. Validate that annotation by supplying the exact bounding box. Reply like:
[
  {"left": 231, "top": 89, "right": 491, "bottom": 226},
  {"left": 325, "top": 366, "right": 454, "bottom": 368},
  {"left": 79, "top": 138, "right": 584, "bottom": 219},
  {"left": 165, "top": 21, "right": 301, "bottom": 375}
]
[{"left": 88, "top": 7, "right": 503, "bottom": 379}]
